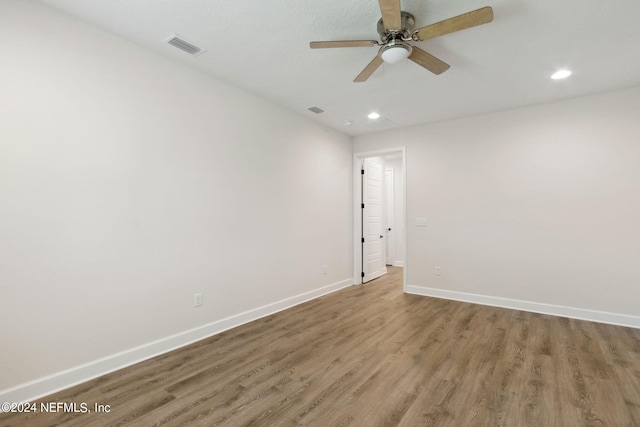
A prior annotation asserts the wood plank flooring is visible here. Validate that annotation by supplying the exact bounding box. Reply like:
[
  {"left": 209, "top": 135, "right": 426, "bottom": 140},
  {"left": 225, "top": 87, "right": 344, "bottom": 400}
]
[{"left": 2, "top": 267, "right": 640, "bottom": 426}]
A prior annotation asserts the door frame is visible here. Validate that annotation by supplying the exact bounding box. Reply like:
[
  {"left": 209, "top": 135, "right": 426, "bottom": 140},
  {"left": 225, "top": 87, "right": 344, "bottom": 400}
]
[{"left": 353, "top": 147, "right": 407, "bottom": 290}]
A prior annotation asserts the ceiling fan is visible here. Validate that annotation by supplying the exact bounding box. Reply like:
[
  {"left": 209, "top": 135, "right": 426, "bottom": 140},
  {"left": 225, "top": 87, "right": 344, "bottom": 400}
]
[{"left": 310, "top": 0, "right": 493, "bottom": 82}]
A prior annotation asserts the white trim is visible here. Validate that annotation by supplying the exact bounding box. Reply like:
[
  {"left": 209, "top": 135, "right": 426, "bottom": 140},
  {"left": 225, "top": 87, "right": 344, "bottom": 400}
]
[
  {"left": 400, "top": 148, "right": 407, "bottom": 292},
  {"left": 0, "top": 277, "right": 354, "bottom": 405},
  {"left": 406, "top": 284, "right": 640, "bottom": 329},
  {"left": 392, "top": 261, "right": 404, "bottom": 267},
  {"left": 353, "top": 147, "right": 407, "bottom": 291}
]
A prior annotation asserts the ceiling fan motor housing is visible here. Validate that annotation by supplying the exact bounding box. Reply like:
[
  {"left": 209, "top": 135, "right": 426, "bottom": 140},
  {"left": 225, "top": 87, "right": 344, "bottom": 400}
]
[{"left": 377, "top": 11, "right": 415, "bottom": 42}]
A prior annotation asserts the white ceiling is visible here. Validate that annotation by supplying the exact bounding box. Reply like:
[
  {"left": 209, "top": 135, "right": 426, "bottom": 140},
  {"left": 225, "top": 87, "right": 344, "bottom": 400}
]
[{"left": 39, "top": 0, "right": 640, "bottom": 136}]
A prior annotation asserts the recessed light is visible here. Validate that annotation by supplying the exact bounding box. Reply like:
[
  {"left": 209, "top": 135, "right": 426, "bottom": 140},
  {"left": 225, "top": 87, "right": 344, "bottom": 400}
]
[
  {"left": 368, "top": 112, "right": 380, "bottom": 120},
  {"left": 551, "top": 69, "right": 572, "bottom": 80}
]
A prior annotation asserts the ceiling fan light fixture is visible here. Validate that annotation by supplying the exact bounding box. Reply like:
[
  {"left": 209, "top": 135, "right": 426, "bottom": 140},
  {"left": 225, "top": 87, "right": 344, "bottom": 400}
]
[
  {"left": 380, "top": 42, "right": 412, "bottom": 64},
  {"left": 368, "top": 112, "right": 381, "bottom": 120}
]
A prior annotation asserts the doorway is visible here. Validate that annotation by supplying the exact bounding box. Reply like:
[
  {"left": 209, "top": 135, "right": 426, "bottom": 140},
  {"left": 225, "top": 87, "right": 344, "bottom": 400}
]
[
  {"left": 353, "top": 147, "right": 406, "bottom": 290},
  {"left": 362, "top": 156, "right": 387, "bottom": 283}
]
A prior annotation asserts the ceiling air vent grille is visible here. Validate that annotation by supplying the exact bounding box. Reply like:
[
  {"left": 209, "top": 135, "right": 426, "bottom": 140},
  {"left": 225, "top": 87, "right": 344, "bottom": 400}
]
[
  {"left": 307, "top": 107, "right": 325, "bottom": 114},
  {"left": 167, "top": 35, "right": 205, "bottom": 56}
]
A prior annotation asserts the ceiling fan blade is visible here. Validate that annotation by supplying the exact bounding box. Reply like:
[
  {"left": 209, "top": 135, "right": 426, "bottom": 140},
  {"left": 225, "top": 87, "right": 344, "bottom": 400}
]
[
  {"left": 414, "top": 6, "right": 493, "bottom": 41},
  {"left": 310, "top": 40, "right": 379, "bottom": 49},
  {"left": 408, "top": 47, "right": 450, "bottom": 75},
  {"left": 378, "top": 0, "right": 402, "bottom": 31},
  {"left": 354, "top": 55, "right": 384, "bottom": 82}
]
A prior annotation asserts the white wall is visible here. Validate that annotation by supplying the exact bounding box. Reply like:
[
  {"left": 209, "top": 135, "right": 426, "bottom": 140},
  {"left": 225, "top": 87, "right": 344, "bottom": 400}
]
[
  {"left": 354, "top": 87, "right": 640, "bottom": 327},
  {"left": 0, "top": 0, "right": 352, "bottom": 400}
]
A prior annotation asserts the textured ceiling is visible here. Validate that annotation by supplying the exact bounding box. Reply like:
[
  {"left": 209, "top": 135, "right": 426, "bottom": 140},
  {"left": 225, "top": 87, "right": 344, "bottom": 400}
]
[{"left": 39, "top": 0, "right": 640, "bottom": 136}]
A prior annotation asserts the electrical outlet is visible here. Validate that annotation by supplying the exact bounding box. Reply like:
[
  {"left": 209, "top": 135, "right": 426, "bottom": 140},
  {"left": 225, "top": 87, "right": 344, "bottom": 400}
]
[
  {"left": 194, "top": 293, "right": 203, "bottom": 307},
  {"left": 435, "top": 266, "right": 441, "bottom": 276}
]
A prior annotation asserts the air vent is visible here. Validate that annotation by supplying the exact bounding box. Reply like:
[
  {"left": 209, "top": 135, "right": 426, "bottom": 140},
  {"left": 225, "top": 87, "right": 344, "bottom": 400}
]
[
  {"left": 307, "top": 106, "right": 325, "bottom": 114},
  {"left": 166, "top": 35, "right": 205, "bottom": 56}
]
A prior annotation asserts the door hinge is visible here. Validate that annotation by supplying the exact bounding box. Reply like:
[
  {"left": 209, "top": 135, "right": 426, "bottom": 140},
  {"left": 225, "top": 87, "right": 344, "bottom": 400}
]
[
  {"left": 361, "top": 203, "right": 365, "bottom": 209},
  {"left": 361, "top": 237, "right": 365, "bottom": 243},
  {"left": 361, "top": 272, "right": 365, "bottom": 278},
  {"left": 361, "top": 169, "right": 365, "bottom": 175}
]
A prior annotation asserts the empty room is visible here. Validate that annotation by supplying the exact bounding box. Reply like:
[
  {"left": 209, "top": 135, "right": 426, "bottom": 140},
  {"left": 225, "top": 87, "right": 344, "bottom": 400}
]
[{"left": 1, "top": 0, "right": 639, "bottom": 425}]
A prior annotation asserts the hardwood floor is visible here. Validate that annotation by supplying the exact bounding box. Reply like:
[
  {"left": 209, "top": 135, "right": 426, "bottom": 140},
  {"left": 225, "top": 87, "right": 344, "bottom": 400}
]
[{"left": 2, "top": 267, "right": 640, "bottom": 426}]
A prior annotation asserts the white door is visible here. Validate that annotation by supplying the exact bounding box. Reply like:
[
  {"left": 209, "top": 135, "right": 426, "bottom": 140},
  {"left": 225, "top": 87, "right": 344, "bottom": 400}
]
[
  {"left": 362, "top": 157, "right": 387, "bottom": 283},
  {"left": 385, "top": 167, "right": 394, "bottom": 266}
]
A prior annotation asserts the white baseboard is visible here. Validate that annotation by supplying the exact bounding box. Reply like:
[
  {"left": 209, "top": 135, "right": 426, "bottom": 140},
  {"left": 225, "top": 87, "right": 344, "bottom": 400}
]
[
  {"left": 392, "top": 261, "right": 404, "bottom": 267},
  {"left": 406, "top": 284, "right": 640, "bottom": 329},
  {"left": 0, "top": 277, "right": 354, "bottom": 405}
]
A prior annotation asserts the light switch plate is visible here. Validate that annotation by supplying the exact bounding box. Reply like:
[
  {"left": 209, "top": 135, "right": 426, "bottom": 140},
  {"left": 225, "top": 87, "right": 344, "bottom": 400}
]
[{"left": 416, "top": 217, "right": 427, "bottom": 226}]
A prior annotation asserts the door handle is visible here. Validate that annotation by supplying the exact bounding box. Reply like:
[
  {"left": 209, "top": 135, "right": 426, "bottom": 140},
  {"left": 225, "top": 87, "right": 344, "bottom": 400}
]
[
  {"left": 387, "top": 228, "right": 392, "bottom": 231},
  {"left": 380, "top": 235, "right": 383, "bottom": 238}
]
